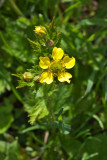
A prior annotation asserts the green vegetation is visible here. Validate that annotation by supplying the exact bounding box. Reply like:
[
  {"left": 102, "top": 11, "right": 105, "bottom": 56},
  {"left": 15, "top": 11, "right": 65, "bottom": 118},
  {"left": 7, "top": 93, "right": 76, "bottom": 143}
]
[{"left": 0, "top": 0, "right": 107, "bottom": 159}]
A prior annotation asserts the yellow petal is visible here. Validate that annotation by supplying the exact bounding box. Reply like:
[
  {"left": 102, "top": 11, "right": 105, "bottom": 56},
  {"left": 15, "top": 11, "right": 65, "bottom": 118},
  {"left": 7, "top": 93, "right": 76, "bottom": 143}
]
[
  {"left": 39, "top": 57, "right": 50, "bottom": 69},
  {"left": 58, "top": 72, "right": 72, "bottom": 83},
  {"left": 34, "top": 26, "right": 46, "bottom": 35},
  {"left": 40, "top": 72, "right": 53, "bottom": 84},
  {"left": 52, "top": 47, "right": 64, "bottom": 61},
  {"left": 62, "top": 56, "right": 75, "bottom": 69}
]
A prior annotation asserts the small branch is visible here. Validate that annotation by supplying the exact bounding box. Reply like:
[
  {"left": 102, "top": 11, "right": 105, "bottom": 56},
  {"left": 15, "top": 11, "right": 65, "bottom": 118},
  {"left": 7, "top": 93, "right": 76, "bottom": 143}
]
[{"left": 44, "top": 131, "right": 49, "bottom": 144}]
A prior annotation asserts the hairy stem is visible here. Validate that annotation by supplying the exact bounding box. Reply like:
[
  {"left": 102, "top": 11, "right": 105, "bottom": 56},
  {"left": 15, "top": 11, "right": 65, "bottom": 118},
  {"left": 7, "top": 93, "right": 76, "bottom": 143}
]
[{"left": 48, "top": 98, "right": 55, "bottom": 121}]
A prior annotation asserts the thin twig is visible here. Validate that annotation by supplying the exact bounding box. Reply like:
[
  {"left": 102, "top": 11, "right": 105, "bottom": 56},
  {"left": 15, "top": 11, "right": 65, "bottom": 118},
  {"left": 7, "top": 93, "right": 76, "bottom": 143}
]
[{"left": 32, "top": 131, "right": 49, "bottom": 160}]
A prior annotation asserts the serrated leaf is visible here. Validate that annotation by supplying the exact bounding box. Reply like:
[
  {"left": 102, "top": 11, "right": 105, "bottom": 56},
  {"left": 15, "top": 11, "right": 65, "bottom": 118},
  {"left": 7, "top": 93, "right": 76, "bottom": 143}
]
[
  {"left": 28, "top": 38, "right": 41, "bottom": 53},
  {"left": 44, "top": 121, "right": 71, "bottom": 132},
  {"left": 16, "top": 80, "right": 34, "bottom": 89},
  {"left": 29, "top": 100, "right": 49, "bottom": 125},
  {"left": 54, "top": 32, "right": 62, "bottom": 46},
  {"left": 56, "top": 107, "right": 64, "bottom": 119}
]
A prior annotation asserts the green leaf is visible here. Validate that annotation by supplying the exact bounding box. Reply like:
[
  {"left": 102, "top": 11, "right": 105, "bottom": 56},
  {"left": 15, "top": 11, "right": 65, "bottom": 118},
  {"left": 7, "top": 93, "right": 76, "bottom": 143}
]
[
  {"left": 104, "top": 76, "right": 107, "bottom": 101},
  {"left": 29, "top": 100, "right": 49, "bottom": 125},
  {"left": 78, "top": 18, "right": 107, "bottom": 26},
  {"left": 0, "top": 66, "right": 11, "bottom": 94},
  {"left": 0, "top": 70, "right": 23, "bottom": 103},
  {"left": 0, "top": 140, "right": 30, "bottom": 160},
  {"left": 7, "top": 140, "right": 19, "bottom": 160},
  {"left": 84, "top": 71, "right": 96, "bottom": 97},
  {"left": 44, "top": 121, "right": 71, "bottom": 132},
  {"left": 81, "top": 133, "right": 107, "bottom": 160},
  {"left": 92, "top": 114, "right": 104, "bottom": 130},
  {"left": 28, "top": 38, "right": 41, "bottom": 54},
  {"left": 56, "top": 107, "right": 64, "bottom": 119},
  {"left": 0, "top": 141, "right": 9, "bottom": 153},
  {"left": 61, "top": 136, "right": 81, "bottom": 156},
  {"left": 82, "top": 152, "right": 98, "bottom": 160},
  {"left": 0, "top": 105, "right": 14, "bottom": 134},
  {"left": 65, "top": 1, "right": 82, "bottom": 13},
  {"left": 21, "top": 124, "right": 46, "bottom": 133}
]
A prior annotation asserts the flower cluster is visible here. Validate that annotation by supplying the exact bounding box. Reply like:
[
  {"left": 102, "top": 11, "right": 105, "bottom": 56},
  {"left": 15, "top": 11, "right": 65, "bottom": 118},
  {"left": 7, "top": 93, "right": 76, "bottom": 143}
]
[{"left": 19, "top": 25, "right": 75, "bottom": 86}]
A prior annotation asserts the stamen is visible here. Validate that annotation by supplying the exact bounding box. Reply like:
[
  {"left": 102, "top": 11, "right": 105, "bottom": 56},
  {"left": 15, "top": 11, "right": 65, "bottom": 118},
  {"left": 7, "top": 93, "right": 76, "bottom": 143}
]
[{"left": 49, "top": 61, "right": 64, "bottom": 76}]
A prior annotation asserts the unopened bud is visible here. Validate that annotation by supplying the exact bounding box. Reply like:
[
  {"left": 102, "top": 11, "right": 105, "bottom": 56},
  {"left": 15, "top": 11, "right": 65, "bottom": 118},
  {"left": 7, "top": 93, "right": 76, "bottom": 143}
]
[
  {"left": 47, "top": 40, "right": 54, "bottom": 47},
  {"left": 23, "top": 72, "right": 33, "bottom": 82},
  {"left": 34, "top": 26, "right": 46, "bottom": 37},
  {"left": 33, "top": 76, "right": 40, "bottom": 82}
]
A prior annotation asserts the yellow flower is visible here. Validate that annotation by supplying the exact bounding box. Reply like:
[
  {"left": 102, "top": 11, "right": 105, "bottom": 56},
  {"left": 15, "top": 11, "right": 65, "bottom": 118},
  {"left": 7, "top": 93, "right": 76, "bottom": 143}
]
[
  {"left": 39, "top": 47, "right": 75, "bottom": 84},
  {"left": 34, "top": 26, "right": 46, "bottom": 37}
]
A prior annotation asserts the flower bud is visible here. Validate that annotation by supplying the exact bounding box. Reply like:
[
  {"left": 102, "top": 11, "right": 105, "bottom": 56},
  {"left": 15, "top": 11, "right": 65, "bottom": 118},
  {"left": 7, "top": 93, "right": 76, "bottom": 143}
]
[
  {"left": 23, "top": 72, "right": 33, "bottom": 82},
  {"left": 47, "top": 40, "right": 54, "bottom": 47},
  {"left": 33, "top": 76, "right": 40, "bottom": 82},
  {"left": 34, "top": 26, "right": 46, "bottom": 37}
]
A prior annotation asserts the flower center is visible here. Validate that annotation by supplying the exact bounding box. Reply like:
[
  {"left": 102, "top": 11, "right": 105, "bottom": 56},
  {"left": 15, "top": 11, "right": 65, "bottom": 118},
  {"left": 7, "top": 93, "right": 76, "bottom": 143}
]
[{"left": 49, "top": 61, "right": 64, "bottom": 76}]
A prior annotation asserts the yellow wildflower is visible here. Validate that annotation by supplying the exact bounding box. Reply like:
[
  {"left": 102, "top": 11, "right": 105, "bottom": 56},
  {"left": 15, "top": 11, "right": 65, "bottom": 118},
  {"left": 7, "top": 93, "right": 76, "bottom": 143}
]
[
  {"left": 34, "top": 26, "right": 46, "bottom": 37},
  {"left": 39, "top": 47, "right": 75, "bottom": 84}
]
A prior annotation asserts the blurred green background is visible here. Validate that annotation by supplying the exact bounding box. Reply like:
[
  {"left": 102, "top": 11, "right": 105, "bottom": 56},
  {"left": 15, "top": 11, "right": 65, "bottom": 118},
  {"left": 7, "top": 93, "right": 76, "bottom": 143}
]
[{"left": 0, "top": 0, "right": 107, "bottom": 159}]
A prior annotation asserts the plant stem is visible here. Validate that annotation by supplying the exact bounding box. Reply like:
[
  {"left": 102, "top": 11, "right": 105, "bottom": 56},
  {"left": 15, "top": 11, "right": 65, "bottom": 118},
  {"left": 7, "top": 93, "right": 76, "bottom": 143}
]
[
  {"left": 48, "top": 98, "right": 55, "bottom": 122},
  {"left": 8, "top": 0, "right": 25, "bottom": 17}
]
